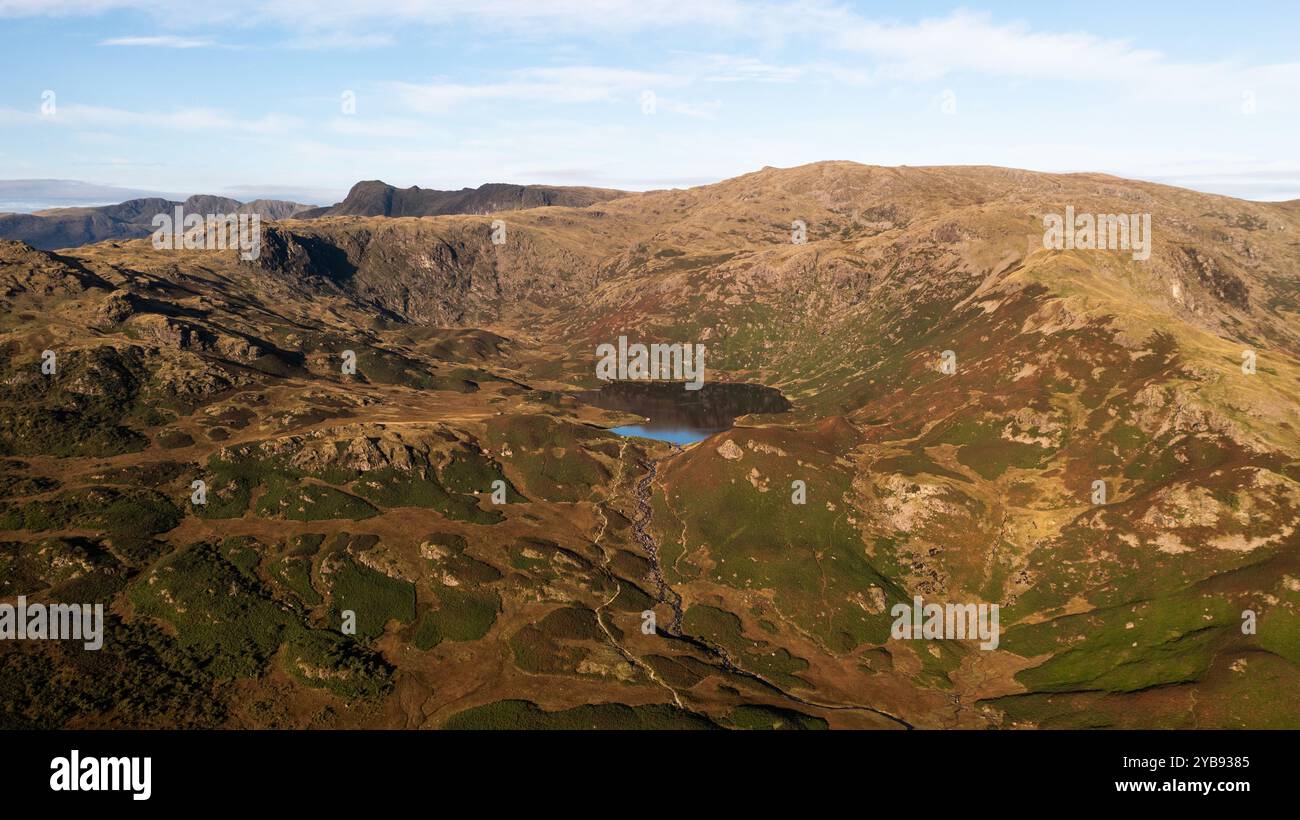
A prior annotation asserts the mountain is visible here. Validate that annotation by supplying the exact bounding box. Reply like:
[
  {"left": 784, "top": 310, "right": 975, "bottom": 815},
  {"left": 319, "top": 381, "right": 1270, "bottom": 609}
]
[
  {"left": 297, "top": 180, "right": 628, "bottom": 218},
  {"left": 1, "top": 161, "right": 1297, "bottom": 730},
  {"left": 0, "top": 194, "right": 315, "bottom": 250}
]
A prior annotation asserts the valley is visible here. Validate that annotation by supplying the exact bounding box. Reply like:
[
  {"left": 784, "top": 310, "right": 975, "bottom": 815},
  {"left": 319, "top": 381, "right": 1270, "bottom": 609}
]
[{"left": 1, "top": 161, "right": 1297, "bottom": 730}]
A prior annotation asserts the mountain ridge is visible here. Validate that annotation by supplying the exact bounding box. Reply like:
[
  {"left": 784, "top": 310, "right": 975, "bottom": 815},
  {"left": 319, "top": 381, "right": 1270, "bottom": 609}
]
[{"left": 297, "top": 179, "right": 629, "bottom": 218}]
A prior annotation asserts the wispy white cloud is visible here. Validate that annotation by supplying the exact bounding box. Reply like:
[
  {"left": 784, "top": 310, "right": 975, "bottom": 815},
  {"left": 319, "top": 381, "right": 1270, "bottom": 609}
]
[
  {"left": 654, "top": 97, "right": 722, "bottom": 119},
  {"left": 787, "top": 9, "right": 1300, "bottom": 108},
  {"left": 0, "top": 0, "right": 754, "bottom": 39},
  {"left": 0, "top": 0, "right": 151, "bottom": 14},
  {"left": 0, "top": 103, "right": 299, "bottom": 135},
  {"left": 690, "top": 54, "right": 805, "bottom": 83},
  {"left": 98, "top": 35, "right": 214, "bottom": 48},
  {"left": 9, "top": 1, "right": 1300, "bottom": 110},
  {"left": 282, "top": 31, "right": 393, "bottom": 50},
  {"left": 247, "top": 0, "right": 753, "bottom": 36},
  {"left": 327, "top": 117, "right": 444, "bottom": 139},
  {"left": 391, "top": 66, "right": 687, "bottom": 113}
]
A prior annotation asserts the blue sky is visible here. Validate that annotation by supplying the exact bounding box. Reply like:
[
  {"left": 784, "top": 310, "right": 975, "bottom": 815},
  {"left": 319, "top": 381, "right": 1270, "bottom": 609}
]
[{"left": 1, "top": 1, "right": 1297, "bottom": 205}]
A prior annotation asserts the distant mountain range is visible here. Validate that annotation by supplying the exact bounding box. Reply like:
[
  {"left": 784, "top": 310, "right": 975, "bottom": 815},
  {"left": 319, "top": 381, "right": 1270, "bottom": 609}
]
[
  {"left": 0, "top": 179, "right": 340, "bottom": 212},
  {"left": 297, "top": 180, "right": 628, "bottom": 218},
  {"left": 0, "top": 195, "right": 315, "bottom": 250},
  {"left": 0, "top": 179, "right": 630, "bottom": 249}
]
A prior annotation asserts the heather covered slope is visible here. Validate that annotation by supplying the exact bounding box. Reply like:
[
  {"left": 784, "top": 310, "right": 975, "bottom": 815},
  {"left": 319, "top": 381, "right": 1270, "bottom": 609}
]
[{"left": 0, "top": 162, "right": 1297, "bottom": 729}]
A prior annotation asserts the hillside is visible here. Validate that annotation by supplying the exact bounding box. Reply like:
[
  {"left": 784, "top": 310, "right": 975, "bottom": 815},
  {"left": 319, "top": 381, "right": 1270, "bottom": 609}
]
[{"left": 1, "top": 161, "right": 1297, "bottom": 729}]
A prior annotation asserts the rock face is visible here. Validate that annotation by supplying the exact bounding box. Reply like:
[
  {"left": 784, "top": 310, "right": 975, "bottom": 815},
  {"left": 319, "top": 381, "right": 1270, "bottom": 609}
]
[
  {"left": 716, "top": 439, "right": 744, "bottom": 459},
  {"left": 0, "top": 240, "right": 111, "bottom": 296},
  {"left": 251, "top": 217, "right": 605, "bottom": 325},
  {"left": 97, "top": 290, "right": 140, "bottom": 325},
  {"left": 218, "top": 427, "right": 433, "bottom": 476}
]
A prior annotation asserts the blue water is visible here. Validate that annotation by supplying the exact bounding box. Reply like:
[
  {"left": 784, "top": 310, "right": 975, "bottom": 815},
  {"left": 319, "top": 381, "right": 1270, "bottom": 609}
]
[
  {"left": 585, "top": 382, "right": 791, "bottom": 445},
  {"left": 609, "top": 424, "right": 716, "bottom": 446}
]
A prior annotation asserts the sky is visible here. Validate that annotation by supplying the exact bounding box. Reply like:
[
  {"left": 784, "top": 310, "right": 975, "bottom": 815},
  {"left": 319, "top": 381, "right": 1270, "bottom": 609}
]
[{"left": 1, "top": 0, "right": 1297, "bottom": 206}]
